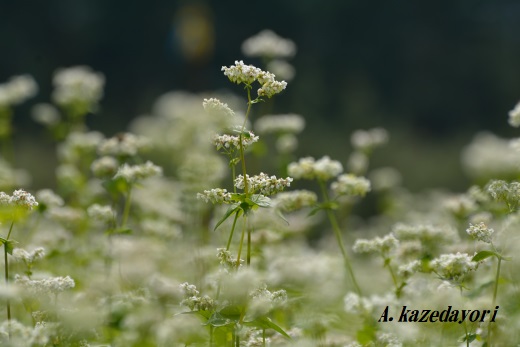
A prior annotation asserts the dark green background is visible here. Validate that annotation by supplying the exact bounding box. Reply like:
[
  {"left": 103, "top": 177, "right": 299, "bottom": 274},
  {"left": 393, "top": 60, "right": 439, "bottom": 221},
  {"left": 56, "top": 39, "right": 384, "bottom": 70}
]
[{"left": 2, "top": 0, "right": 520, "bottom": 190}]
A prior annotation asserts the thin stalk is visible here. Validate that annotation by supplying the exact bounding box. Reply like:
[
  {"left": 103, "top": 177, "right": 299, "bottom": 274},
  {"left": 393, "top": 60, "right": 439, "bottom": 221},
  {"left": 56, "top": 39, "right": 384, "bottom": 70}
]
[
  {"left": 226, "top": 211, "right": 241, "bottom": 251},
  {"left": 121, "top": 186, "right": 133, "bottom": 227},
  {"left": 4, "top": 220, "right": 14, "bottom": 340},
  {"left": 384, "top": 257, "right": 400, "bottom": 297},
  {"left": 318, "top": 180, "right": 362, "bottom": 295},
  {"left": 487, "top": 254, "right": 502, "bottom": 346},
  {"left": 238, "top": 87, "right": 253, "bottom": 196},
  {"left": 236, "top": 218, "right": 247, "bottom": 270},
  {"left": 247, "top": 228, "right": 251, "bottom": 266}
]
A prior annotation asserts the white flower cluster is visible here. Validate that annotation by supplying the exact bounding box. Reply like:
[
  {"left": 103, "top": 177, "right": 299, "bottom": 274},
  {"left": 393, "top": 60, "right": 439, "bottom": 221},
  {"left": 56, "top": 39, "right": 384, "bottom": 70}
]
[
  {"left": 234, "top": 173, "right": 293, "bottom": 196},
  {"left": 114, "top": 161, "right": 163, "bottom": 183},
  {"left": 15, "top": 275, "right": 75, "bottom": 295},
  {"left": 91, "top": 156, "right": 119, "bottom": 178},
  {"left": 430, "top": 252, "right": 478, "bottom": 282},
  {"left": 241, "top": 30, "right": 296, "bottom": 58},
  {"left": 0, "top": 75, "right": 38, "bottom": 107},
  {"left": 443, "top": 194, "right": 477, "bottom": 216},
  {"left": 213, "top": 131, "right": 259, "bottom": 152},
  {"left": 331, "top": 174, "right": 371, "bottom": 197},
  {"left": 369, "top": 167, "right": 402, "bottom": 191},
  {"left": 353, "top": 233, "right": 399, "bottom": 255},
  {"left": 466, "top": 222, "right": 494, "bottom": 243},
  {"left": 12, "top": 247, "right": 45, "bottom": 264},
  {"left": 343, "top": 292, "right": 373, "bottom": 314},
  {"left": 351, "top": 128, "right": 388, "bottom": 152},
  {"left": 221, "top": 61, "right": 287, "bottom": 98},
  {"left": 272, "top": 190, "right": 317, "bottom": 212},
  {"left": 87, "top": 204, "right": 115, "bottom": 223},
  {"left": 197, "top": 188, "right": 232, "bottom": 204},
  {"left": 248, "top": 283, "right": 287, "bottom": 317},
  {"left": 35, "top": 189, "right": 64, "bottom": 208},
  {"left": 31, "top": 103, "right": 60, "bottom": 126},
  {"left": 508, "top": 101, "right": 520, "bottom": 127},
  {"left": 392, "top": 223, "right": 459, "bottom": 244},
  {"left": 397, "top": 260, "right": 422, "bottom": 278},
  {"left": 216, "top": 248, "right": 243, "bottom": 270},
  {"left": 52, "top": 66, "right": 104, "bottom": 107},
  {"left": 288, "top": 156, "right": 343, "bottom": 181},
  {"left": 0, "top": 189, "right": 39, "bottom": 210},
  {"left": 266, "top": 59, "right": 296, "bottom": 81},
  {"left": 254, "top": 114, "right": 305, "bottom": 134},
  {"left": 98, "top": 132, "right": 149, "bottom": 157},
  {"left": 179, "top": 282, "right": 215, "bottom": 311},
  {"left": 202, "top": 98, "right": 235, "bottom": 117},
  {"left": 58, "top": 131, "right": 105, "bottom": 162}
]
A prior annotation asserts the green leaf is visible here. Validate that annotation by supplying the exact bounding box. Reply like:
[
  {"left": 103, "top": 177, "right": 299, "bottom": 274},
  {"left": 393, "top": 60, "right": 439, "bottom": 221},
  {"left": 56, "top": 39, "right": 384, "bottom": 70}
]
[
  {"left": 307, "top": 201, "right": 339, "bottom": 216},
  {"left": 214, "top": 204, "right": 240, "bottom": 231},
  {"left": 0, "top": 238, "right": 17, "bottom": 255},
  {"left": 244, "top": 317, "right": 291, "bottom": 339},
  {"left": 248, "top": 194, "right": 271, "bottom": 208},
  {"left": 472, "top": 251, "right": 500, "bottom": 262},
  {"left": 274, "top": 209, "right": 289, "bottom": 225},
  {"left": 218, "top": 305, "right": 242, "bottom": 322},
  {"left": 205, "top": 312, "right": 232, "bottom": 327},
  {"left": 177, "top": 310, "right": 212, "bottom": 321}
]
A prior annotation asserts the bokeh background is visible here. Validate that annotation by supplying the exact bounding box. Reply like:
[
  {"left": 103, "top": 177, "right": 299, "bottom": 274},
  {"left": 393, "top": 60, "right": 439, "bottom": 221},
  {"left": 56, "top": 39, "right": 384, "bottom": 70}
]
[{"left": 2, "top": 0, "right": 520, "bottom": 191}]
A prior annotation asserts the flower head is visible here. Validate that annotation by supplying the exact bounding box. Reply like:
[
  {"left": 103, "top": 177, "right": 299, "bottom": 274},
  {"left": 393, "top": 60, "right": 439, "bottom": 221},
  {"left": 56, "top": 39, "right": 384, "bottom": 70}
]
[
  {"left": 509, "top": 101, "right": 520, "bottom": 127},
  {"left": 466, "top": 222, "right": 494, "bottom": 243},
  {"left": 331, "top": 174, "right": 371, "bottom": 197}
]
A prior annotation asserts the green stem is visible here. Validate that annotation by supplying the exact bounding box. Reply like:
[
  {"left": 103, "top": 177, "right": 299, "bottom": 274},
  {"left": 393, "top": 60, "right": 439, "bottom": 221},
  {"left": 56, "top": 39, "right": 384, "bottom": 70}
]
[
  {"left": 487, "top": 255, "right": 502, "bottom": 346},
  {"left": 384, "top": 257, "right": 400, "bottom": 297},
  {"left": 5, "top": 220, "right": 14, "bottom": 340},
  {"left": 238, "top": 87, "right": 254, "bottom": 196},
  {"left": 121, "top": 186, "right": 133, "bottom": 227},
  {"left": 247, "top": 228, "right": 251, "bottom": 266},
  {"left": 236, "top": 217, "right": 247, "bottom": 270},
  {"left": 318, "top": 180, "right": 362, "bottom": 295},
  {"left": 226, "top": 211, "right": 240, "bottom": 251}
]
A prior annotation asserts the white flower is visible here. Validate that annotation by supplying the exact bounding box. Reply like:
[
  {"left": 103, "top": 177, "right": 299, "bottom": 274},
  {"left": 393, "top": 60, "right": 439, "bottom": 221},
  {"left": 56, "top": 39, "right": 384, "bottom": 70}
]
[
  {"left": 234, "top": 173, "right": 293, "bottom": 196},
  {"left": 35, "top": 189, "right": 64, "bottom": 208},
  {"left": 430, "top": 252, "right": 479, "bottom": 282},
  {"left": 241, "top": 30, "right": 297, "bottom": 58},
  {"left": 287, "top": 156, "right": 343, "bottom": 181},
  {"left": 213, "top": 131, "right": 259, "bottom": 152},
  {"left": 197, "top": 188, "right": 232, "bottom": 204},
  {"left": 331, "top": 174, "right": 371, "bottom": 197},
  {"left": 343, "top": 292, "right": 372, "bottom": 314},
  {"left": 466, "top": 222, "right": 494, "bottom": 243},
  {"left": 98, "top": 132, "right": 149, "bottom": 157},
  {"left": 52, "top": 66, "right": 104, "bottom": 107},
  {"left": 0, "top": 75, "right": 38, "bottom": 107},
  {"left": 266, "top": 59, "right": 296, "bottom": 81},
  {"left": 508, "top": 101, "right": 520, "bottom": 127},
  {"left": 87, "top": 204, "right": 115, "bottom": 223},
  {"left": 31, "top": 103, "right": 60, "bottom": 126},
  {"left": 272, "top": 190, "right": 317, "bottom": 212},
  {"left": 221, "top": 61, "right": 287, "bottom": 98},
  {"left": 351, "top": 128, "right": 388, "bottom": 152},
  {"left": 114, "top": 161, "right": 163, "bottom": 183},
  {"left": 397, "top": 260, "right": 421, "bottom": 278},
  {"left": 202, "top": 98, "right": 235, "bottom": 117},
  {"left": 12, "top": 247, "right": 45, "bottom": 264},
  {"left": 91, "top": 156, "right": 119, "bottom": 178},
  {"left": 9, "top": 189, "right": 38, "bottom": 210},
  {"left": 353, "top": 233, "right": 399, "bottom": 255},
  {"left": 254, "top": 114, "right": 305, "bottom": 134}
]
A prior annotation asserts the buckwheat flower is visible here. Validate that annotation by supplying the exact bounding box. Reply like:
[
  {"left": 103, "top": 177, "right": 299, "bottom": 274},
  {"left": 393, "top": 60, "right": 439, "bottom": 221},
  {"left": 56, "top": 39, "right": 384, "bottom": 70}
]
[
  {"left": 351, "top": 127, "right": 389, "bottom": 152},
  {"left": 343, "top": 292, "right": 372, "bottom": 314},
  {"left": 272, "top": 190, "right": 317, "bottom": 212},
  {"left": 222, "top": 60, "right": 263, "bottom": 85},
  {"left": 10, "top": 189, "right": 38, "bottom": 210},
  {"left": 508, "top": 101, "right": 520, "bottom": 127},
  {"left": 52, "top": 65, "right": 105, "bottom": 108},
  {"left": 393, "top": 223, "right": 459, "bottom": 244},
  {"left": 235, "top": 172, "right": 293, "bottom": 195},
  {"left": 197, "top": 188, "right": 232, "bottom": 204},
  {"left": 331, "top": 173, "right": 371, "bottom": 197},
  {"left": 266, "top": 59, "right": 296, "bottom": 81},
  {"left": 346, "top": 151, "right": 369, "bottom": 175},
  {"left": 430, "top": 252, "right": 479, "bottom": 282},
  {"left": 466, "top": 222, "right": 494, "bottom": 243},
  {"left": 58, "top": 131, "right": 105, "bottom": 162},
  {"left": 114, "top": 161, "right": 163, "bottom": 183},
  {"left": 276, "top": 133, "right": 298, "bottom": 153},
  {"left": 254, "top": 114, "right": 305, "bottom": 134},
  {"left": 87, "top": 204, "right": 115, "bottom": 223},
  {"left": 313, "top": 156, "right": 343, "bottom": 181},
  {"left": 213, "top": 131, "right": 259, "bottom": 152},
  {"left": 48, "top": 206, "right": 84, "bottom": 225},
  {"left": 257, "top": 78, "right": 287, "bottom": 98},
  {"left": 353, "top": 233, "right": 399, "bottom": 255},
  {"left": 12, "top": 247, "right": 45, "bottom": 264},
  {"left": 369, "top": 167, "right": 402, "bottom": 191},
  {"left": 287, "top": 156, "right": 317, "bottom": 180},
  {"left": 486, "top": 179, "right": 509, "bottom": 201},
  {"left": 0, "top": 74, "right": 38, "bottom": 107},
  {"left": 202, "top": 98, "right": 235, "bottom": 117},
  {"left": 0, "top": 192, "right": 10, "bottom": 206},
  {"left": 31, "top": 103, "right": 60, "bottom": 126},
  {"left": 35, "top": 189, "right": 64, "bottom": 208},
  {"left": 216, "top": 248, "right": 243, "bottom": 269},
  {"left": 397, "top": 260, "right": 422, "bottom": 278},
  {"left": 241, "top": 29, "right": 297, "bottom": 58},
  {"left": 98, "top": 132, "right": 150, "bottom": 157},
  {"left": 376, "top": 332, "right": 402, "bottom": 347},
  {"left": 91, "top": 155, "right": 119, "bottom": 178},
  {"left": 443, "top": 194, "right": 477, "bottom": 217}
]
